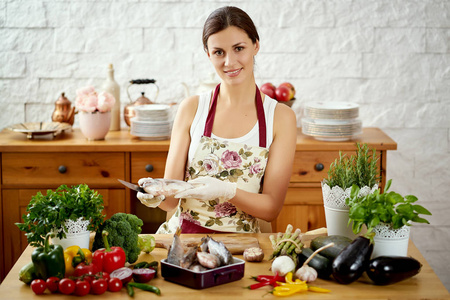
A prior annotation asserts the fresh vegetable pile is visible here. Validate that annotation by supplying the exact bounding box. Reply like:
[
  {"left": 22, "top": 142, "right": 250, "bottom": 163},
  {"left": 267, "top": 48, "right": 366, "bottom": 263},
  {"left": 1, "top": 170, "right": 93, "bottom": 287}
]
[
  {"left": 18, "top": 210, "right": 160, "bottom": 296},
  {"left": 261, "top": 232, "right": 423, "bottom": 295}
]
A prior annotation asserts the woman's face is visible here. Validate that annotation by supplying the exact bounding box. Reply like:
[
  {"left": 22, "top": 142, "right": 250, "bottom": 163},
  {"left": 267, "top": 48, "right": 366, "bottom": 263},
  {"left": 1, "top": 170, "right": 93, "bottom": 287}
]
[{"left": 206, "top": 26, "right": 259, "bottom": 85}]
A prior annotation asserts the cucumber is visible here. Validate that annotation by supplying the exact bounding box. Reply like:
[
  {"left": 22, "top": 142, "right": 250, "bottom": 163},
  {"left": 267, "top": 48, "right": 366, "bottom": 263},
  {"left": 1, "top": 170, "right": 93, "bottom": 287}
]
[
  {"left": 297, "top": 248, "right": 332, "bottom": 279},
  {"left": 310, "top": 235, "right": 352, "bottom": 261},
  {"left": 19, "top": 262, "right": 36, "bottom": 285}
]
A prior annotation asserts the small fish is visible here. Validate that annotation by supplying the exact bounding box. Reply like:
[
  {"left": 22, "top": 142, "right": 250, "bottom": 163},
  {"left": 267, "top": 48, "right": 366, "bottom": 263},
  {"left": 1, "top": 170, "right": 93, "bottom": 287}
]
[
  {"left": 180, "top": 245, "right": 198, "bottom": 269},
  {"left": 202, "top": 236, "right": 233, "bottom": 266},
  {"left": 167, "top": 227, "right": 184, "bottom": 266},
  {"left": 189, "top": 263, "right": 208, "bottom": 273},
  {"left": 138, "top": 178, "right": 196, "bottom": 197},
  {"left": 197, "top": 252, "right": 221, "bottom": 269}
]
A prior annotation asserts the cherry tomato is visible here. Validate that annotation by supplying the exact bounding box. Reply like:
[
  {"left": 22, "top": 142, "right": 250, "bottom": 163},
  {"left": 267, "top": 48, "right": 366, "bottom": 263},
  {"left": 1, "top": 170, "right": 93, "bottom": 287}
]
[
  {"left": 74, "top": 262, "right": 100, "bottom": 277},
  {"left": 59, "top": 278, "right": 75, "bottom": 295},
  {"left": 31, "top": 279, "right": 46, "bottom": 295},
  {"left": 96, "top": 271, "right": 110, "bottom": 281},
  {"left": 91, "top": 278, "right": 108, "bottom": 295},
  {"left": 46, "top": 276, "right": 60, "bottom": 293},
  {"left": 82, "top": 274, "right": 94, "bottom": 284},
  {"left": 108, "top": 277, "right": 123, "bottom": 292},
  {"left": 74, "top": 280, "right": 90, "bottom": 296}
]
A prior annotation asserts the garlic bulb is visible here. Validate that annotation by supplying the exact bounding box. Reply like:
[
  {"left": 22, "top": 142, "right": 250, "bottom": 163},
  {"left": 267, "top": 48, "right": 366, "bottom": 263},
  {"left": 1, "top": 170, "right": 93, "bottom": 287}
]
[
  {"left": 296, "top": 265, "right": 318, "bottom": 282},
  {"left": 243, "top": 247, "right": 264, "bottom": 262}
]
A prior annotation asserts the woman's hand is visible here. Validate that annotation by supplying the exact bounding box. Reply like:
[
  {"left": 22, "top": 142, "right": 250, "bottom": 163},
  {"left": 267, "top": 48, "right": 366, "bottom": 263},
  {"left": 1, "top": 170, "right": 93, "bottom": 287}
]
[
  {"left": 137, "top": 192, "right": 165, "bottom": 208},
  {"left": 175, "top": 177, "right": 236, "bottom": 202}
]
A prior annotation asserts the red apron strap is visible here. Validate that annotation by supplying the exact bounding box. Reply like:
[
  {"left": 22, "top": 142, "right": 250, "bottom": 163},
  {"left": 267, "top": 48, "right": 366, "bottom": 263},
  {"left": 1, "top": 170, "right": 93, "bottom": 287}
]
[{"left": 203, "top": 84, "right": 267, "bottom": 148}]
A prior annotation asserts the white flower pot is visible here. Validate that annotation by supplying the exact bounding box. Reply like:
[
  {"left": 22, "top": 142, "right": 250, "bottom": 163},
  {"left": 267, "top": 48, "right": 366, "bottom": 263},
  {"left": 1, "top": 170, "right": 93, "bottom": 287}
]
[
  {"left": 79, "top": 111, "right": 111, "bottom": 140},
  {"left": 322, "top": 182, "right": 378, "bottom": 239},
  {"left": 372, "top": 222, "right": 410, "bottom": 259},
  {"left": 52, "top": 217, "right": 91, "bottom": 250}
]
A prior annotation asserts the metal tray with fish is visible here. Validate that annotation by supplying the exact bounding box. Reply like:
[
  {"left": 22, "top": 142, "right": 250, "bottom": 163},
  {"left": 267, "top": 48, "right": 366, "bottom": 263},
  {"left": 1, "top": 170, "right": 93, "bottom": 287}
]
[{"left": 161, "top": 257, "right": 245, "bottom": 289}]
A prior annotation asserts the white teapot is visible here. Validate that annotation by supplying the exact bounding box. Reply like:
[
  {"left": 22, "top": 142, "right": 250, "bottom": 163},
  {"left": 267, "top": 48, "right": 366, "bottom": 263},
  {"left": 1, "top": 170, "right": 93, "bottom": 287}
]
[{"left": 182, "top": 73, "right": 220, "bottom": 97}]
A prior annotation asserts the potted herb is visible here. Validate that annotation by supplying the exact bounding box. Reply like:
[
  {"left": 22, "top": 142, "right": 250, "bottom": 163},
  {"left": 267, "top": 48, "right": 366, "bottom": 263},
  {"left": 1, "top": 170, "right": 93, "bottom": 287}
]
[
  {"left": 322, "top": 143, "right": 380, "bottom": 238},
  {"left": 16, "top": 184, "right": 105, "bottom": 248},
  {"left": 346, "top": 179, "right": 432, "bottom": 257}
]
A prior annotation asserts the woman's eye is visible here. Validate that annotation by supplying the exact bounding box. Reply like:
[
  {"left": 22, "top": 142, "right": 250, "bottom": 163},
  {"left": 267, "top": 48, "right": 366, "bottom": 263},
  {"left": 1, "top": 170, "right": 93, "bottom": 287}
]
[
  {"left": 235, "top": 46, "right": 244, "bottom": 52},
  {"left": 214, "top": 50, "right": 223, "bottom": 56}
]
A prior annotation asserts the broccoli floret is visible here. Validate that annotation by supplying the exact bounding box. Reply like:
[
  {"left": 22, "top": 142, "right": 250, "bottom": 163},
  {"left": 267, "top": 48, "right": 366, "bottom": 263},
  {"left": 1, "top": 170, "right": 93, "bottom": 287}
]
[{"left": 92, "top": 213, "right": 143, "bottom": 264}]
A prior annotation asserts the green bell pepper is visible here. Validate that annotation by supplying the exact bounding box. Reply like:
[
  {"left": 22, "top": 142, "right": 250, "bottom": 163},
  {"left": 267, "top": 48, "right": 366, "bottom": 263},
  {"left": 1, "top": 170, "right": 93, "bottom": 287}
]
[{"left": 31, "top": 233, "right": 65, "bottom": 280}]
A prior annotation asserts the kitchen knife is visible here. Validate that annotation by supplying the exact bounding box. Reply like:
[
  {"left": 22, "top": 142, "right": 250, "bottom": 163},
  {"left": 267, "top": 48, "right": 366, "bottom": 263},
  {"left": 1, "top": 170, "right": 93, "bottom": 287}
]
[{"left": 118, "top": 179, "right": 146, "bottom": 193}]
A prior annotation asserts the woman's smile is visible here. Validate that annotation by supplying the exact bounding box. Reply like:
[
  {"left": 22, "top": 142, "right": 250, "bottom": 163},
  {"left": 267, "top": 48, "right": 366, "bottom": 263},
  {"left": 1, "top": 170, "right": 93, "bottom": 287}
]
[{"left": 224, "top": 68, "right": 243, "bottom": 77}]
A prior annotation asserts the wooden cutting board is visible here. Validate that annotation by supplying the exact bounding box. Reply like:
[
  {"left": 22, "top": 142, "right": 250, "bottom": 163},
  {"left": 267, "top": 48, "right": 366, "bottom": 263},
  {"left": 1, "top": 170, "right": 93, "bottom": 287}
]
[
  {"left": 154, "top": 228, "right": 327, "bottom": 254},
  {"left": 155, "top": 234, "right": 260, "bottom": 254}
]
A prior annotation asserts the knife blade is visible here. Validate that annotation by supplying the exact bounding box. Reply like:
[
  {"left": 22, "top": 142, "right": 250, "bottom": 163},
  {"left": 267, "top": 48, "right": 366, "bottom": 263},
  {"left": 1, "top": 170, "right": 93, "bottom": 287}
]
[{"left": 118, "top": 179, "right": 146, "bottom": 193}]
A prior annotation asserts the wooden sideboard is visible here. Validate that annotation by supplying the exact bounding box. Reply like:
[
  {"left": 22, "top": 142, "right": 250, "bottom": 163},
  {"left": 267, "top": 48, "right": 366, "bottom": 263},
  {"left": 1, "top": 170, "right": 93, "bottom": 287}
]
[{"left": 0, "top": 127, "right": 396, "bottom": 282}]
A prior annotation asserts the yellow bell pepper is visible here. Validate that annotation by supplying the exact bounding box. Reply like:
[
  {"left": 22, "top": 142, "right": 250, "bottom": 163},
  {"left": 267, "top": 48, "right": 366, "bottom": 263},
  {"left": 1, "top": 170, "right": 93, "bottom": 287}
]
[{"left": 64, "top": 246, "right": 92, "bottom": 277}]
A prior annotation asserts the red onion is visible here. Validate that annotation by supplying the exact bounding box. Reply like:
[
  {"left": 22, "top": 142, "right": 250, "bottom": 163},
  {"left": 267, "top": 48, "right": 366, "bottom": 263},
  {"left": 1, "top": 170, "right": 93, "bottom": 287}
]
[
  {"left": 132, "top": 268, "right": 156, "bottom": 283},
  {"left": 110, "top": 267, "right": 133, "bottom": 285}
]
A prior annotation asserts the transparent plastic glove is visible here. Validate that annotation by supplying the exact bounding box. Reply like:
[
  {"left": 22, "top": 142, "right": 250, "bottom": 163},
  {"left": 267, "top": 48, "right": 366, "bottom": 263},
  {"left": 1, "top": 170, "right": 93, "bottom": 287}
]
[
  {"left": 137, "top": 192, "right": 165, "bottom": 208},
  {"left": 174, "top": 177, "right": 237, "bottom": 201}
]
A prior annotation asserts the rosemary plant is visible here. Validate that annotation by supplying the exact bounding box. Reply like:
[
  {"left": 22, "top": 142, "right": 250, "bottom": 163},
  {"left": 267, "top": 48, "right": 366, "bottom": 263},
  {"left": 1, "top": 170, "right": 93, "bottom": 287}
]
[{"left": 324, "top": 143, "right": 380, "bottom": 189}]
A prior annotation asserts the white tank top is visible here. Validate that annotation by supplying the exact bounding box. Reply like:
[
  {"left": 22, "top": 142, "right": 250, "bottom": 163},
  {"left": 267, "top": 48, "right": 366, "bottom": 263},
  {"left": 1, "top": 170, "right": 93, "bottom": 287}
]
[{"left": 188, "top": 91, "right": 278, "bottom": 162}]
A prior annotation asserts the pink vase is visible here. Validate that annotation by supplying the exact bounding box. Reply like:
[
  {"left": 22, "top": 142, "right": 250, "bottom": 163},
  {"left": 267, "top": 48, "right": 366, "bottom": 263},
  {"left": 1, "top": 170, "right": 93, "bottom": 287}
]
[{"left": 79, "top": 111, "right": 111, "bottom": 140}]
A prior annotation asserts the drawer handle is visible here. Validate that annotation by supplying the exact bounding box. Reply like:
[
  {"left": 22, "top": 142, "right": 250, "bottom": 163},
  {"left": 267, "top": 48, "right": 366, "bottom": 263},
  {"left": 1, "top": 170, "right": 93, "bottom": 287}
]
[
  {"left": 58, "top": 165, "right": 67, "bottom": 174},
  {"left": 145, "top": 164, "right": 154, "bottom": 172},
  {"left": 315, "top": 163, "right": 324, "bottom": 172}
]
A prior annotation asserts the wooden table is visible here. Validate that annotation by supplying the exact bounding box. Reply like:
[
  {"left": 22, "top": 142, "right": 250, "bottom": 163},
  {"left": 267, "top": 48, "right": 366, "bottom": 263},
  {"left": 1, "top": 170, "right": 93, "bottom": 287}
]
[{"left": 0, "top": 233, "right": 448, "bottom": 299}]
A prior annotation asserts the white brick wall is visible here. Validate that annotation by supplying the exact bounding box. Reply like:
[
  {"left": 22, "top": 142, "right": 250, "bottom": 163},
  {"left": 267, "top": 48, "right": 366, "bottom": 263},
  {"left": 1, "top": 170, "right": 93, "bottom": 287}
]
[{"left": 1, "top": 0, "right": 449, "bottom": 290}]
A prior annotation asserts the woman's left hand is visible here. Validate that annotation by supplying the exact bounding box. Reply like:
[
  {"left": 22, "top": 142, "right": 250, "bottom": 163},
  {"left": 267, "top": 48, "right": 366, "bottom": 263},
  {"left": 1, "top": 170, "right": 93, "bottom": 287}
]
[{"left": 174, "top": 177, "right": 236, "bottom": 201}]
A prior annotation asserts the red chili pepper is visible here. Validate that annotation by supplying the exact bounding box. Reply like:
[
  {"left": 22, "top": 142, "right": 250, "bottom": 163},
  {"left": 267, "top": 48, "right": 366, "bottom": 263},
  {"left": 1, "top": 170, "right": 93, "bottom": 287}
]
[
  {"left": 247, "top": 273, "right": 285, "bottom": 289},
  {"left": 92, "top": 231, "right": 126, "bottom": 274}
]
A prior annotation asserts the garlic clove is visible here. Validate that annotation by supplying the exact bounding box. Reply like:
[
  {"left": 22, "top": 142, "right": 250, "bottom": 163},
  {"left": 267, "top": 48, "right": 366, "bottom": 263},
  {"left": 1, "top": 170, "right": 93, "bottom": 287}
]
[{"left": 295, "top": 265, "right": 318, "bottom": 283}]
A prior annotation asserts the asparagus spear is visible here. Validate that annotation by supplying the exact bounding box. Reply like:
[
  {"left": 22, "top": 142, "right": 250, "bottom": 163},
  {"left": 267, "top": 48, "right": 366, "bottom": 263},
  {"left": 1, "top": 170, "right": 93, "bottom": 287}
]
[
  {"left": 281, "top": 228, "right": 301, "bottom": 255},
  {"left": 269, "top": 224, "right": 293, "bottom": 259}
]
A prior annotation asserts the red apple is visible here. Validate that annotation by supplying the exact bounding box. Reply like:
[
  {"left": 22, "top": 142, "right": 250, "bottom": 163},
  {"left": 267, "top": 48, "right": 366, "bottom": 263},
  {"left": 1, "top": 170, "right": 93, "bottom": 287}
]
[
  {"left": 260, "top": 82, "right": 276, "bottom": 99},
  {"left": 279, "top": 82, "right": 295, "bottom": 100},
  {"left": 275, "top": 86, "right": 291, "bottom": 101}
]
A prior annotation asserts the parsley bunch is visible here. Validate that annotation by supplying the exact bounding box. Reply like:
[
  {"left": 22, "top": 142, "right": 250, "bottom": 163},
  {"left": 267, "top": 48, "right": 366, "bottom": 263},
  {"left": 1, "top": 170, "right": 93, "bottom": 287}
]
[
  {"left": 16, "top": 184, "right": 105, "bottom": 247},
  {"left": 346, "top": 179, "right": 432, "bottom": 235}
]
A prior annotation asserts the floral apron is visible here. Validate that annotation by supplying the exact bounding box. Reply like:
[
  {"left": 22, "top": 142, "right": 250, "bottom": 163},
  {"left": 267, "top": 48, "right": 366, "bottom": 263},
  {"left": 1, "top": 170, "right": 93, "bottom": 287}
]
[{"left": 156, "top": 84, "right": 269, "bottom": 234}]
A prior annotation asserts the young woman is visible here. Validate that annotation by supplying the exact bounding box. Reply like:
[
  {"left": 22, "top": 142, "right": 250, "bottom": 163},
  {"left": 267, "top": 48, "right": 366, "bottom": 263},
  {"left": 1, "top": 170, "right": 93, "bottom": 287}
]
[{"left": 138, "top": 6, "right": 297, "bottom": 234}]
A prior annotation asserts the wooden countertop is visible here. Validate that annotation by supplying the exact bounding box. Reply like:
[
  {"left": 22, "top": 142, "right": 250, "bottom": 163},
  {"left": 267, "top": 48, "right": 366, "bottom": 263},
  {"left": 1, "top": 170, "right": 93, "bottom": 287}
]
[
  {"left": 0, "top": 233, "right": 448, "bottom": 299},
  {"left": 0, "top": 127, "right": 397, "bottom": 152}
]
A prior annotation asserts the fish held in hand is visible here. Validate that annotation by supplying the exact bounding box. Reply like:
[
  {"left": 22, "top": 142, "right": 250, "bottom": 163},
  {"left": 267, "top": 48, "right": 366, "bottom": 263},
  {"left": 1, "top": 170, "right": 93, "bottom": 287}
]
[{"left": 138, "top": 178, "right": 197, "bottom": 197}]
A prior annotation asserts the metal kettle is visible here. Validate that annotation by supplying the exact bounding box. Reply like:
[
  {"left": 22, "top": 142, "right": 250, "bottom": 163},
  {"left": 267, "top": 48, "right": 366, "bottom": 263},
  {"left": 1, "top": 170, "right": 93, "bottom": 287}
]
[
  {"left": 51, "top": 92, "right": 75, "bottom": 125},
  {"left": 124, "top": 79, "right": 159, "bottom": 126}
]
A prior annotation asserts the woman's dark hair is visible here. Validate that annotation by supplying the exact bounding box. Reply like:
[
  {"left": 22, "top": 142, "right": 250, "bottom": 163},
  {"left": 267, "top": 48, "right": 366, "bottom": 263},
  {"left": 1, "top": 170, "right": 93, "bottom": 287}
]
[{"left": 202, "top": 6, "right": 259, "bottom": 52}]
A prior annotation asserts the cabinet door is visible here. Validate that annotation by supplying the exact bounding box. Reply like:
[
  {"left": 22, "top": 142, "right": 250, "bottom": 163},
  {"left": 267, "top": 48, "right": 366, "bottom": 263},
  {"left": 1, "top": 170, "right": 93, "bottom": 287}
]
[
  {"left": 1, "top": 188, "right": 125, "bottom": 281},
  {"left": 273, "top": 187, "right": 326, "bottom": 233},
  {"left": 131, "top": 152, "right": 167, "bottom": 182}
]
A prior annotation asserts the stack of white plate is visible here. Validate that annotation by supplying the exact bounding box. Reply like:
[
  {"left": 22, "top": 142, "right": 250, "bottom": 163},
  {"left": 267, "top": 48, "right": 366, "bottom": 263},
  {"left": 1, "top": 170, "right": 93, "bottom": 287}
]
[
  {"left": 130, "top": 104, "right": 172, "bottom": 140},
  {"left": 301, "top": 102, "right": 362, "bottom": 141}
]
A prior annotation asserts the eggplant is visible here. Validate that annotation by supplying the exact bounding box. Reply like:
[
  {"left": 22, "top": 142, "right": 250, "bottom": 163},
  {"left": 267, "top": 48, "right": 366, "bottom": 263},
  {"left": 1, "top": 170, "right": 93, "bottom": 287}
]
[
  {"left": 367, "top": 256, "right": 422, "bottom": 285},
  {"left": 331, "top": 236, "right": 373, "bottom": 284}
]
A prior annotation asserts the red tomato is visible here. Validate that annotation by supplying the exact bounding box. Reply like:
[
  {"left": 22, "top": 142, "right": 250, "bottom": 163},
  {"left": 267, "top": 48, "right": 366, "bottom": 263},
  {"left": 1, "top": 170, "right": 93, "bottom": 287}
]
[
  {"left": 82, "top": 274, "right": 94, "bottom": 284},
  {"left": 59, "top": 278, "right": 75, "bottom": 295},
  {"left": 46, "top": 276, "right": 60, "bottom": 293},
  {"left": 91, "top": 278, "right": 108, "bottom": 295},
  {"left": 74, "top": 280, "right": 90, "bottom": 297},
  {"left": 108, "top": 277, "right": 123, "bottom": 292},
  {"left": 31, "top": 279, "right": 46, "bottom": 295}
]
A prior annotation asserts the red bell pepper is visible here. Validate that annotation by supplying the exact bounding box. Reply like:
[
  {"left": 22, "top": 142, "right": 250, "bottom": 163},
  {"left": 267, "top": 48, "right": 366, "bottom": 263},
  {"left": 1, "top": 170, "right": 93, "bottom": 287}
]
[{"left": 92, "top": 231, "right": 126, "bottom": 274}]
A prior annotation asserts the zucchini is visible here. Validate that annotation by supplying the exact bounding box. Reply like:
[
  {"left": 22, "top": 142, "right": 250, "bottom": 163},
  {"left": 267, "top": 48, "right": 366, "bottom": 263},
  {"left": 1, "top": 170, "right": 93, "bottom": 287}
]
[
  {"left": 297, "top": 248, "right": 332, "bottom": 279},
  {"left": 310, "top": 235, "right": 352, "bottom": 261},
  {"left": 19, "top": 262, "right": 36, "bottom": 285},
  {"left": 367, "top": 256, "right": 422, "bottom": 285}
]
